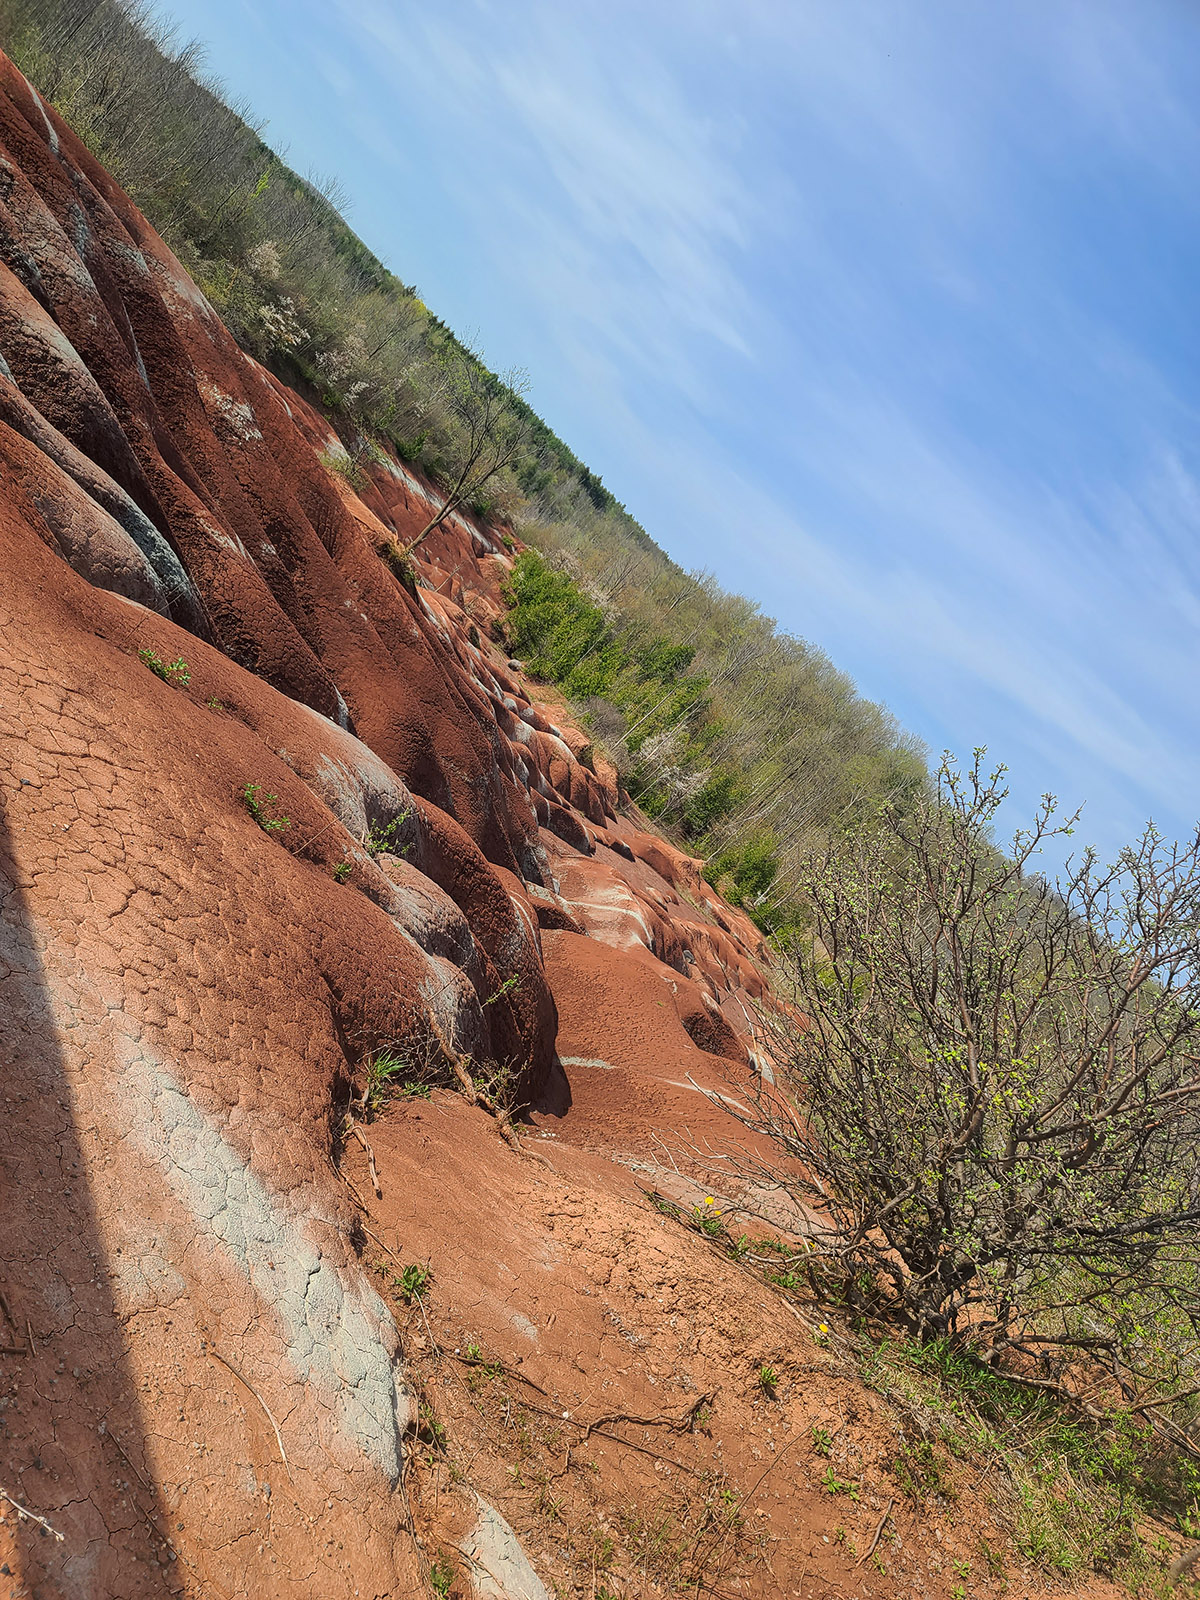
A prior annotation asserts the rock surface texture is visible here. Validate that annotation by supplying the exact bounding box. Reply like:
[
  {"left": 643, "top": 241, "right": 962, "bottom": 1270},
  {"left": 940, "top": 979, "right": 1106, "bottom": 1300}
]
[{"left": 0, "top": 54, "right": 1119, "bottom": 1600}]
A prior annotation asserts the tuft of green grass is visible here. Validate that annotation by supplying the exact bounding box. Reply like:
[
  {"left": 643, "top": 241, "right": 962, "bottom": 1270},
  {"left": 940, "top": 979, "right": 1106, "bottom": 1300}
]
[
  {"left": 396, "top": 1262, "right": 431, "bottom": 1304},
  {"left": 378, "top": 538, "right": 416, "bottom": 589},
  {"left": 860, "top": 1334, "right": 1194, "bottom": 1590},
  {"left": 758, "top": 1365, "right": 778, "bottom": 1397},
  {"left": 333, "top": 860, "right": 353, "bottom": 883},
  {"left": 819, "top": 1467, "right": 858, "bottom": 1501},
  {"left": 139, "top": 647, "right": 190, "bottom": 686},
  {"left": 241, "top": 782, "right": 290, "bottom": 834},
  {"left": 319, "top": 446, "right": 367, "bottom": 491},
  {"left": 363, "top": 1049, "right": 410, "bottom": 1112},
  {"left": 893, "top": 1437, "right": 956, "bottom": 1504}
]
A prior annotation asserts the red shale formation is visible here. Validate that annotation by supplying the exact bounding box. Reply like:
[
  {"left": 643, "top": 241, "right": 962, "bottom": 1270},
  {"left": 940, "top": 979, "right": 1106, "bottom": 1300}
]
[{"left": 0, "top": 54, "right": 1118, "bottom": 1600}]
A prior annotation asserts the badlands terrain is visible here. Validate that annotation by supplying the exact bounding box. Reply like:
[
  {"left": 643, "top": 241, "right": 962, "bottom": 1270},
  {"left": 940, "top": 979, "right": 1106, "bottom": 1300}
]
[{"left": 0, "top": 49, "right": 1132, "bottom": 1600}]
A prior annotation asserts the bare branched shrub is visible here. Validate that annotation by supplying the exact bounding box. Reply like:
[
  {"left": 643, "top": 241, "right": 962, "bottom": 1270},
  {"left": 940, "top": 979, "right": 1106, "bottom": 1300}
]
[
  {"left": 740, "top": 755, "right": 1200, "bottom": 1440},
  {"left": 399, "top": 344, "right": 533, "bottom": 557}
]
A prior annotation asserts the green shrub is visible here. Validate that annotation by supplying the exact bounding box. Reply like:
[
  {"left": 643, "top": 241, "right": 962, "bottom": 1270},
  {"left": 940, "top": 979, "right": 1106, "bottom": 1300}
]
[
  {"left": 241, "top": 783, "right": 290, "bottom": 835},
  {"left": 138, "top": 647, "right": 190, "bottom": 687}
]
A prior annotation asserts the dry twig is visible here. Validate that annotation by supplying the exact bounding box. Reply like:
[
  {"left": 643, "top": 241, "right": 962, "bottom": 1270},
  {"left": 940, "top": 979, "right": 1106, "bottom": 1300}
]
[
  {"left": 0, "top": 1486, "right": 64, "bottom": 1541},
  {"left": 856, "top": 1498, "right": 894, "bottom": 1567},
  {"left": 348, "top": 1122, "right": 381, "bottom": 1196},
  {"left": 206, "top": 1346, "right": 293, "bottom": 1482}
]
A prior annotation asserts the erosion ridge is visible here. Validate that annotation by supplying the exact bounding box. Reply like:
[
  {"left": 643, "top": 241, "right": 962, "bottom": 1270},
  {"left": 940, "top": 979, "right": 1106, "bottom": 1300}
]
[{"left": 0, "top": 52, "right": 1114, "bottom": 1600}]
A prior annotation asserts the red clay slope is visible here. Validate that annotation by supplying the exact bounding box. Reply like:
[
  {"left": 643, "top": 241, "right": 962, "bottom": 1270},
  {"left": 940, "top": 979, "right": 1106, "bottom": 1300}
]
[{"left": 0, "top": 51, "right": 1122, "bottom": 1600}]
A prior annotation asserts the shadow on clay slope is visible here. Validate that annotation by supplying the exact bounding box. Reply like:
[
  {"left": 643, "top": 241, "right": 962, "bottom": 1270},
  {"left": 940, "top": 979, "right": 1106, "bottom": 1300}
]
[{"left": 0, "top": 797, "right": 176, "bottom": 1597}]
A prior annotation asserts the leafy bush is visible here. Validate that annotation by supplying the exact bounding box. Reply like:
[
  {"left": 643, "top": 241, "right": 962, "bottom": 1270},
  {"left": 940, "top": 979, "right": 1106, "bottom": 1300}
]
[{"left": 742, "top": 754, "right": 1200, "bottom": 1453}]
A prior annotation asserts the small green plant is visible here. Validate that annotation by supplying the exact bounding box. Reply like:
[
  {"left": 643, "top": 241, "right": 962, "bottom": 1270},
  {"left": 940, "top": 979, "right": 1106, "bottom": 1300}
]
[
  {"left": 333, "top": 860, "right": 353, "bottom": 883},
  {"left": 397, "top": 1262, "right": 431, "bottom": 1303},
  {"left": 205, "top": 696, "right": 225, "bottom": 710},
  {"left": 765, "top": 1267, "right": 804, "bottom": 1291},
  {"left": 465, "top": 1342, "right": 483, "bottom": 1362},
  {"left": 428, "top": 1553, "right": 455, "bottom": 1596},
  {"left": 820, "top": 1467, "right": 858, "bottom": 1500},
  {"left": 399, "top": 1081, "right": 432, "bottom": 1100},
  {"left": 365, "top": 812, "right": 410, "bottom": 859},
  {"left": 758, "top": 1365, "right": 778, "bottom": 1397},
  {"left": 978, "top": 1537, "right": 1006, "bottom": 1580},
  {"left": 893, "top": 1438, "right": 955, "bottom": 1504},
  {"left": 242, "top": 782, "right": 290, "bottom": 834},
  {"left": 693, "top": 1197, "right": 725, "bottom": 1237},
  {"left": 812, "top": 1425, "right": 833, "bottom": 1457},
  {"left": 952, "top": 1558, "right": 971, "bottom": 1578},
  {"left": 416, "top": 1401, "right": 446, "bottom": 1448},
  {"left": 833, "top": 1525, "right": 847, "bottom": 1545},
  {"left": 139, "top": 647, "right": 191, "bottom": 686},
  {"left": 483, "top": 974, "right": 520, "bottom": 1006},
  {"left": 364, "top": 1050, "right": 408, "bottom": 1112}
]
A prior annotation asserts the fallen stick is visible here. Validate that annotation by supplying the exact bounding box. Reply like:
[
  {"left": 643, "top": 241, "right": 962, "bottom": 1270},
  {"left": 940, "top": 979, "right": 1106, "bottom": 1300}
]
[
  {"left": 330, "top": 1155, "right": 370, "bottom": 1214},
  {"left": 580, "top": 1391, "right": 716, "bottom": 1442},
  {"left": 740, "top": 1431, "right": 803, "bottom": 1507},
  {"left": 0, "top": 1486, "right": 64, "bottom": 1541},
  {"left": 856, "top": 1498, "right": 895, "bottom": 1567},
  {"left": 349, "top": 1123, "right": 381, "bottom": 1197},
  {"left": 206, "top": 1347, "right": 293, "bottom": 1482},
  {"left": 513, "top": 1398, "right": 708, "bottom": 1479},
  {"left": 448, "top": 1056, "right": 521, "bottom": 1150},
  {"left": 363, "top": 1224, "right": 405, "bottom": 1270}
]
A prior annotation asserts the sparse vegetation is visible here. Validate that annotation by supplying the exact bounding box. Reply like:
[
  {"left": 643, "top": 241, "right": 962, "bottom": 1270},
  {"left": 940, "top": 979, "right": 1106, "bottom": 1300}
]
[
  {"left": 819, "top": 1466, "right": 858, "bottom": 1501},
  {"left": 333, "top": 860, "right": 353, "bottom": 883},
  {"left": 362, "top": 1049, "right": 409, "bottom": 1112},
  {"left": 859, "top": 1333, "right": 1197, "bottom": 1588},
  {"left": 397, "top": 1262, "right": 431, "bottom": 1304},
  {"left": 378, "top": 538, "right": 416, "bottom": 590},
  {"left": 427, "top": 1553, "right": 455, "bottom": 1597},
  {"left": 365, "top": 813, "right": 410, "bottom": 859},
  {"left": 138, "top": 647, "right": 191, "bottom": 687},
  {"left": 482, "top": 975, "right": 520, "bottom": 1007},
  {"left": 241, "top": 782, "right": 290, "bottom": 835}
]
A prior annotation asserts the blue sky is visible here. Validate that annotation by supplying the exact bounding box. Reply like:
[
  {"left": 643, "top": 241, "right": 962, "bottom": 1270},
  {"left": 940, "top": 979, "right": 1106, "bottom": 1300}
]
[{"left": 160, "top": 0, "right": 1200, "bottom": 869}]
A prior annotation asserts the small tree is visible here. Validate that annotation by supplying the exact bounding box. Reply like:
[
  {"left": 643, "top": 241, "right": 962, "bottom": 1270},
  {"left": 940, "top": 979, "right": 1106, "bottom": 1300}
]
[
  {"left": 400, "top": 344, "right": 532, "bottom": 557},
  {"left": 741, "top": 754, "right": 1200, "bottom": 1426}
]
